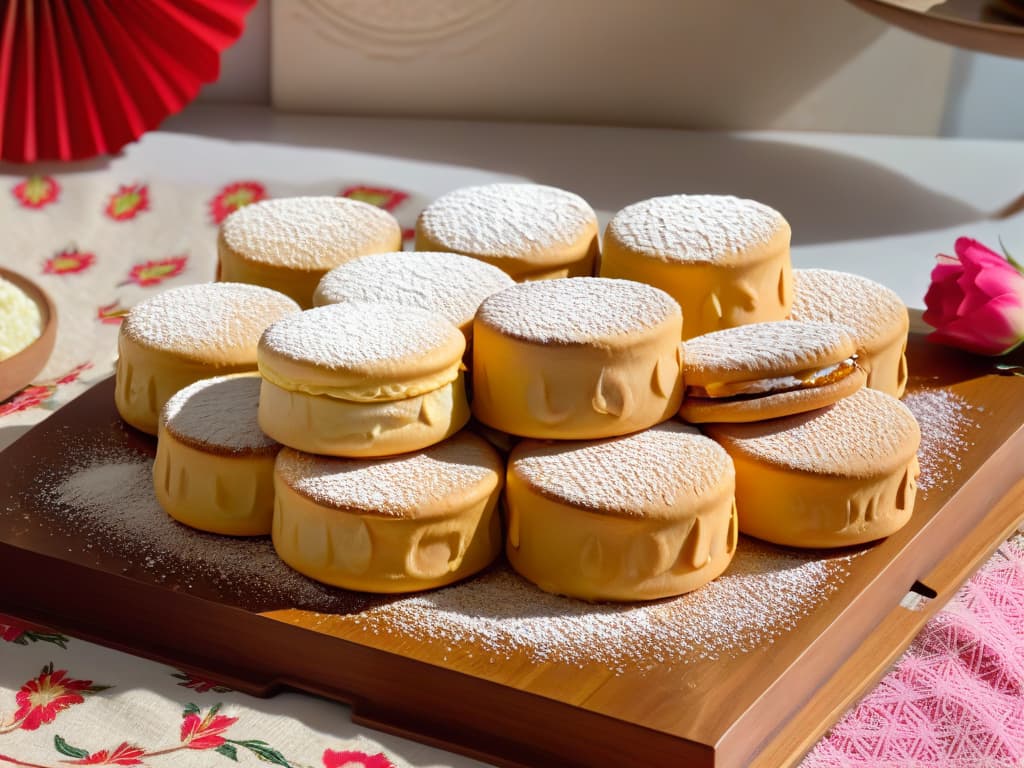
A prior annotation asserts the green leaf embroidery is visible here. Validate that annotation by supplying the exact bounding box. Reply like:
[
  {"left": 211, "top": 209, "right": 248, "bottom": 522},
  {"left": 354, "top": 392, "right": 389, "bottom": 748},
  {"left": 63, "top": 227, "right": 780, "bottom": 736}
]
[
  {"left": 53, "top": 735, "right": 90, "bottom": 759},
  {"left": 216, "top": 744, "right": 239, "bottom": 761},
  {"left": 183, "top": 702, "right": 201, "bottom": 717},
  {"left": 230, "top": 739, "right": 291, "bottom": 767},
  {"left": 22, "top": 630, "right": 69, "bottom": 649}
]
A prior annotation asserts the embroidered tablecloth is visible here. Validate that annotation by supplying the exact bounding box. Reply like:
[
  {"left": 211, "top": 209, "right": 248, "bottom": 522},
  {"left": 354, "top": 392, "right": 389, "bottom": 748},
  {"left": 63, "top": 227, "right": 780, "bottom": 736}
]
[{"left": 1, "top": 165, "right": 1022, "bottom": 768}]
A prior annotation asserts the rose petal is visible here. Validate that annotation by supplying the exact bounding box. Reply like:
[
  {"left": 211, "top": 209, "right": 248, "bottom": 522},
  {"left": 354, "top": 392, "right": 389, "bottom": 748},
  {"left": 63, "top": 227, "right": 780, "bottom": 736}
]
[
  {"left": 955, "top": 237, "right": 1005, "bottom": 265},
  {"left": 930, "top": 294, "right": 1024, "bottom": 355}
]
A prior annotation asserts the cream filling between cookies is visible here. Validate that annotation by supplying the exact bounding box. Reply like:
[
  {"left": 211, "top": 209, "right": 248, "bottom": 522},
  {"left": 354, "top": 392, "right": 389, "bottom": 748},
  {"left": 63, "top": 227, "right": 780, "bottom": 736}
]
[
  {"left": 688, "top": 357, "right": 859, "bottom": 399},
  {"left": 259, "top": 359, "right": 463, "bottom": 403}
]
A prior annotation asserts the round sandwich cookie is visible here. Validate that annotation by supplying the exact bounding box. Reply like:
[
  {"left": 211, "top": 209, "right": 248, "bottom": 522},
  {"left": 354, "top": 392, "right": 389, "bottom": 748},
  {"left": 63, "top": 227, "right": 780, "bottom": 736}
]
[
  {"left": 506, "top": 422, "right": 737, "bottom": 602},
  {"left": 273, "top": 431, "right": 504, "bottom": 593},
  {"left": 115, "top": 282, "right": 300, "bottom": 435},
  {"left": 218, "top": 196, "right": 402, "bottom": 307},
  {"left": 600, "top": 194, "right": 792, "bottom": 339},
  {"left": 154, "top": 374, "right": 279, "bottom": 536},
  {"left": 257, "top": 302, "right": 468, "bottom": 457},
  {"left": 414, "top": 183, "right": 600, "bottom": 281},
  {"left": 705, "top": 388, "right": 921, "bottom": 548},
  {"left": 472, "top": 277, "right": 684, "bottom": 439},
  {"left": 679, "top": 320, "right": 866, "bottom": 424},
  {"left": 789, "top": 269, "right": 910, "bottom": 398},
  {"left": 312, "top": 251, "right": 514, "bottom": 342}
]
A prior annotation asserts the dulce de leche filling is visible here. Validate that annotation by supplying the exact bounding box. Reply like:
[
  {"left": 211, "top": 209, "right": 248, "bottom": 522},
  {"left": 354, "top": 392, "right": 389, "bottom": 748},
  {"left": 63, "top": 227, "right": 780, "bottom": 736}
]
[{"left": 687, "top": 356, "right": 860, "bottom": 399}]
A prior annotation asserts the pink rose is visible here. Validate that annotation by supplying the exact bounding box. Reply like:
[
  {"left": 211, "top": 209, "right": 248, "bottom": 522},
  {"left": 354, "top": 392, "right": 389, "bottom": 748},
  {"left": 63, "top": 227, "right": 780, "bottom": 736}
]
[{"left": 923, "top": 237, "right": 1024, "bottom": 355}]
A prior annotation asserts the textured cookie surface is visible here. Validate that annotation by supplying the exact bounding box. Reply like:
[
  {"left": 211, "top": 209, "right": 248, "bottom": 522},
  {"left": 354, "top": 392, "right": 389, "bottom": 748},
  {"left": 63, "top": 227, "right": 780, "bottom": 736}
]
[
  {"left": 220, "top": 197, "right": 401, "bottom": 270},
  {"left": 122, "top": 283, "right": 300, "bottom": 364},
  {"left": 417, "top": 183, "right": 597, "bottom": 259},
  {"left": 706, "top": 388, "right": 920, "bottom": 478},
  {"left": 512, "top": 421, "right": 733, "bottom": 519},
  {"left": 314, "top": 251, "right": 513, "bottom": 328},
  {"left": 605, "top": 195, "right": 786, "bottom": 264},
  {"left": 162, "top": 374, "right": 277, "bottom": 455},
  {"left": 476, "top": 277, "right": 680, "bottom": 344},
  {"left": 790, "top": 269, "right": 908, "bottom": 343},
  {"left": 276, "top": 432, "right": 502, "bottom": 518},
  {"left": 683, "top": 320, "right": 858, "bottom": 383}
]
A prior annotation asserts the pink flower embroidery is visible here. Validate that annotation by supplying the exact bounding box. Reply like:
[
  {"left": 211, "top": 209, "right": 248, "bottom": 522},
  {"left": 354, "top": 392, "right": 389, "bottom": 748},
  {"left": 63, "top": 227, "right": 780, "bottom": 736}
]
[
  {"left": 401, "top": 227, "right": 415, "bottom": 242},
  {"left": 340, "top": 185, "right": 409, "bottom": 212},
  {"left": 0, "top": 386, "right": 52, "bottom": 417},
  {"left": 14, "top": 665, "right": 99, "bottom": 731},
  {"left": 12, "top": 175, "right": 59, "bottom": 209},
  {"left": 180, "top": 708, "right": 238, "bottom": 750},
  {"left": 171, "top": 671, "right": 232, "bottom": 694},
  {"left": 323, "top": 749, "right": 397, "bottom": 768},
  {"left": 209, "top": 181, "right": 267, "bottom": 225},
  {"left": 924, "top": 237, "right": 1024, "bottom": 355},
  {"left": 104, "top": 184, "right": 149, "bottom": 221},
  {"left": 67, "top": 742, "right": 146, "bottom": 765},
  {"left": 0, "top": 616, "right": 34, "bottom": 643},
  {"left": 123, "top": 256, "right": 187, "bottom": 287},
  {"left": 97, "top": 301, "right": 130, "bottom": 325},
  {"left": 44, "top": 249, "right": 95, "bottom": 276}
]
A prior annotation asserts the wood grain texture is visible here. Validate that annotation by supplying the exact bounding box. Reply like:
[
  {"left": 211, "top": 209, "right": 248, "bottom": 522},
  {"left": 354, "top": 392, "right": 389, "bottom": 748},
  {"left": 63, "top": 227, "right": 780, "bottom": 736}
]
[{"left": 0, "top": 313, "right": 1022, "bottom": 768}]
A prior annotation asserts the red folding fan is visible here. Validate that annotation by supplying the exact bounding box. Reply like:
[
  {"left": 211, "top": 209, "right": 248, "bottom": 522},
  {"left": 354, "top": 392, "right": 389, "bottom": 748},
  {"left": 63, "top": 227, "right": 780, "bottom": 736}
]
[{"left": 0, "top": 0, "right": 256, "bottom": 162}]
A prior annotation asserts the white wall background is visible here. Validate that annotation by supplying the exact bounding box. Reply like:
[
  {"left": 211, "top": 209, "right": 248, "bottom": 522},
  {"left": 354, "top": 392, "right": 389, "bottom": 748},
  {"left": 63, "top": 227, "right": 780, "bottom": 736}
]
[{"left": 197, "top": 0, "right": 1024, "bottom": 140}]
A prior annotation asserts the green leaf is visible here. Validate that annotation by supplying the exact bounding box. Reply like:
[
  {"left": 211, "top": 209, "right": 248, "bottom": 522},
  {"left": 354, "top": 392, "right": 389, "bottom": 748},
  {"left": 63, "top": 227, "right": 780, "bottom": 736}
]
[
  {"left": 53, "top": 735, "right": 90, "bottom": 759},
  {"left": 183, "top": 702, "right": 201, "bottom": 717},
  {"left": 231, "top": 739, "right": 291, "bottom": 767},
  {"left": 999, "top": 236, "right": 1024, "bottom": 273},
  {"left": 216, "top": 744, "right": 239, "bottom": 761}
]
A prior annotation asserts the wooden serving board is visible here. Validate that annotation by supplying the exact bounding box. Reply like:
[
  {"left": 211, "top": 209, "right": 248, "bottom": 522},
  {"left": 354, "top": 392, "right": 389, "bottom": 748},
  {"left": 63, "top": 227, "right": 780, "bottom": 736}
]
[{"left": 2, "top": 316, "right": 1023, "bottom": 768}]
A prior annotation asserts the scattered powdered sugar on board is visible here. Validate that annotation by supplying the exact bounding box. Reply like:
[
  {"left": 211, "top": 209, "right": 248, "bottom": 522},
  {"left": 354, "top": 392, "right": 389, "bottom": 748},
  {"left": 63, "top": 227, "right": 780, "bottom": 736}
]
[
  {"left": 337, "top": 541, "right": 860, "bottom": 673},
  {"left": 903, "top": 388, "right": 976, "bottom": 495},
  {"left": 36, "top": 449, "right": 370, "bottom": 614}
]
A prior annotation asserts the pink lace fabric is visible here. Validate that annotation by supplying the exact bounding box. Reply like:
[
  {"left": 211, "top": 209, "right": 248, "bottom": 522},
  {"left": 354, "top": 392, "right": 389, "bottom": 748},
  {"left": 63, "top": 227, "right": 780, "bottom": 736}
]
[{"left": 802, "top": 536, "right": 1024, "bottom": 768}]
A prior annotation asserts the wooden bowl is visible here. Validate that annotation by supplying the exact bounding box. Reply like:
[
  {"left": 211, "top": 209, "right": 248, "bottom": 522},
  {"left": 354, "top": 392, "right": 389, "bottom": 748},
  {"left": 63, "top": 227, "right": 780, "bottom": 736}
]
[{"left": 0, "top": 267, "right": 57, "bottom": 403}]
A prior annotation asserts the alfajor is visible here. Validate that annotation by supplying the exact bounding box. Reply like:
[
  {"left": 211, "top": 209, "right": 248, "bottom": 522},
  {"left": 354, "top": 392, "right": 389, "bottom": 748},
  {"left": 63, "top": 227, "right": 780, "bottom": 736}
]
[
  {"left": 154, "top": 374, "right": 279, "bottom": 536},
  {"left": 115, "top": 282, "right": 300, "bottom": 435},
  {"left": 257, "top": 302, "right": 468, "bottom": 457},
  {"left": 414, "top": 183, "right": 600, "bottom": 281},
  {"left": 790, "top": 269, "right": 911, "bottom": 397},
  {"left": 218, "top": 196, "right": 402, "bottom": 307},
  {"left": 600, "top": 194, "right": 792, "bottom": 339},
  {"left": 506, "top": 422, "right": 737, "bottom": 601},
  {"left": 705, "top": 388, "right": 921, "bottom": 548},
  {"left": 273, "top": 431, "right": 504, "bottom": 592},
  {"left": 313, "top": 251, "right": 514, "bottom": 342},
  {"left": 472, "top": 277, "right": 684, "bottom": 439},
  {"left": 679, "top": 320, "right": 866, "bottom": 424}
]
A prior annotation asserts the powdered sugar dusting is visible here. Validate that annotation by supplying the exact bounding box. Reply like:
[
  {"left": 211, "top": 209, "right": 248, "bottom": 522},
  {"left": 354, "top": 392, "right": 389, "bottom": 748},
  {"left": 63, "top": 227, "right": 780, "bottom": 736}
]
[
  {"left": 790, "top": 269, "right": 909, "bottom": 347},
  {"left": 903, "top": 388, "right": 975, "bottom": 495},
  {"left": 512, "top": 422, "right": 732, "bottom": 518},
  {"left": 337, "top": 542, "right": 859, "bottom": 671},
  {"left": 683, "top": 320, "right": 856, "bottom": 381},
  {"left": 162, "top": 374, "right": 277, "bottom": 454},
  {"left": 122, "top": 283, "right": 300, "bottom": 363},
  {"left": 37, "top": 450, "right": 366, "bottom": 613},
  {"left": 278, "top": 432, "right": 502, "bottom": 518},
  {"left": 221, "top": 197, "right": 401, "bottom": 270},
  {"left": 260, "top": 302, "right": 462, "bottom": 371},
  {"left": 607, "top": 194, "right": 785, "bottom": 264},
  {"left": 417, "top": 183, "right": 597, "bottom": 260},
  {"left": 477, "top": 277, "right": 680, "bottom": 344},
  {"left": 707, "top": 388, "right": 920, "bottom": 478},
  {"left": 313, "top": 251, "right": 513, "bottom": 329}
]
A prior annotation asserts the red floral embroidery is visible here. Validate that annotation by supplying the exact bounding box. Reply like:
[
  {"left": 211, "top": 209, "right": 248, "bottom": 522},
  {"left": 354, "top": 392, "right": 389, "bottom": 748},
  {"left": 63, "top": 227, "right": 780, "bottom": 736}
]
[
  {"left": 12, "top": 665, "right": 105, "bottom": 731},
  {"left": 171, "top": 672, "right": 232, "bottom": 694},
  {"left": 12, "top": 175, "right": 59, "bottom": 209},
  {"left": 123, "top": 256, "right": 187, "bottom": 287},
  {"left": 0, "top": 617, "right": 33, "bottom": 643},
  {"left": 180, "top": 709, "right": 237, "bottom": 750},
  {"left": 0, "top": 363, "right": 91, "bottom": 416},
  {"left": 340, "top": 186, "right": 409, "bottom": 212},
  {"left": 96, "top": 301, "right": 130, "bottom": 326},
  {"left": 43, "top": 249, "right": 95, "bottom": 276},
  {"left": 209, "top": 181, "right": 267, "bottom": 225},
  {"left": 401, "top": 227, "right": 415, "bottom": 242},
  {"left": 103, "top": 184, "right": 149, "bottom": 221},
  {"left": 0, "top": 615, "right": 67, "bottom": 649},
  {"left": 323, "top": 749, "right": 397, "bottom": 768},
  {"left": 67, "top": 742, "right": 146, "bottom": 766}
]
